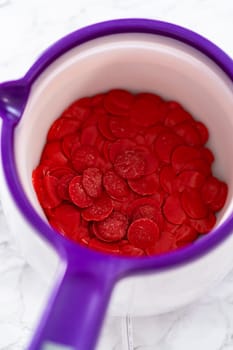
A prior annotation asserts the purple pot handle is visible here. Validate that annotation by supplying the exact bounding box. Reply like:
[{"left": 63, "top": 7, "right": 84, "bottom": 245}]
[
  {"left": 28, "top": 265, "right": 115, "bottom": 350},
  {"left": 0, "top": 80, "right": 122, "bottom": 350}
]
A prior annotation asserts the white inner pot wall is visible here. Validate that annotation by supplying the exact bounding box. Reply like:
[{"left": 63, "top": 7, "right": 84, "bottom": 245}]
[
  {"left": 12, "top": 33, "right": 233, "bottom": 315},
  {"left": 15, "top": 33, "right": 233, "bottom": 224}
]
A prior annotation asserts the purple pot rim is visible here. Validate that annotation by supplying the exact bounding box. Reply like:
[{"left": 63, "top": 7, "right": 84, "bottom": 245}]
[{"left": 1, "top": 18, "right": 233, "bottom": 276}]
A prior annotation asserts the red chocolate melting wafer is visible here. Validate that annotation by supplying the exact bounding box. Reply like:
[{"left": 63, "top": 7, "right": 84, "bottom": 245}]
[{"left": 32, "top": 90, "right": 228, "bottom": 257}]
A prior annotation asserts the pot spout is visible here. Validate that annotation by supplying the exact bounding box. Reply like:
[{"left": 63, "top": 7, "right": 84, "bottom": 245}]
[{"left": 0, "top": 80, "right": 30, "bottom": 122}]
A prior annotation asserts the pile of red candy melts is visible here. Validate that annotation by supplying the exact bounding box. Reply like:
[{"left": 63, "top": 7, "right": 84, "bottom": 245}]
[{"left": 32, "top": 90, "right": 228, "bottom": 257}]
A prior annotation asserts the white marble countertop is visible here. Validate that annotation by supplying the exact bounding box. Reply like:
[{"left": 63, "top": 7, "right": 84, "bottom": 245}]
[{"left": 0, "top": 0, "right": 233, "bottom": 349}]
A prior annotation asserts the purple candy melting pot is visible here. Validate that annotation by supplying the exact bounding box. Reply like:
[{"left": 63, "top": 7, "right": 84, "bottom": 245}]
[{"left": 0, "top": 19, "right": 233, "bottom": 350}]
